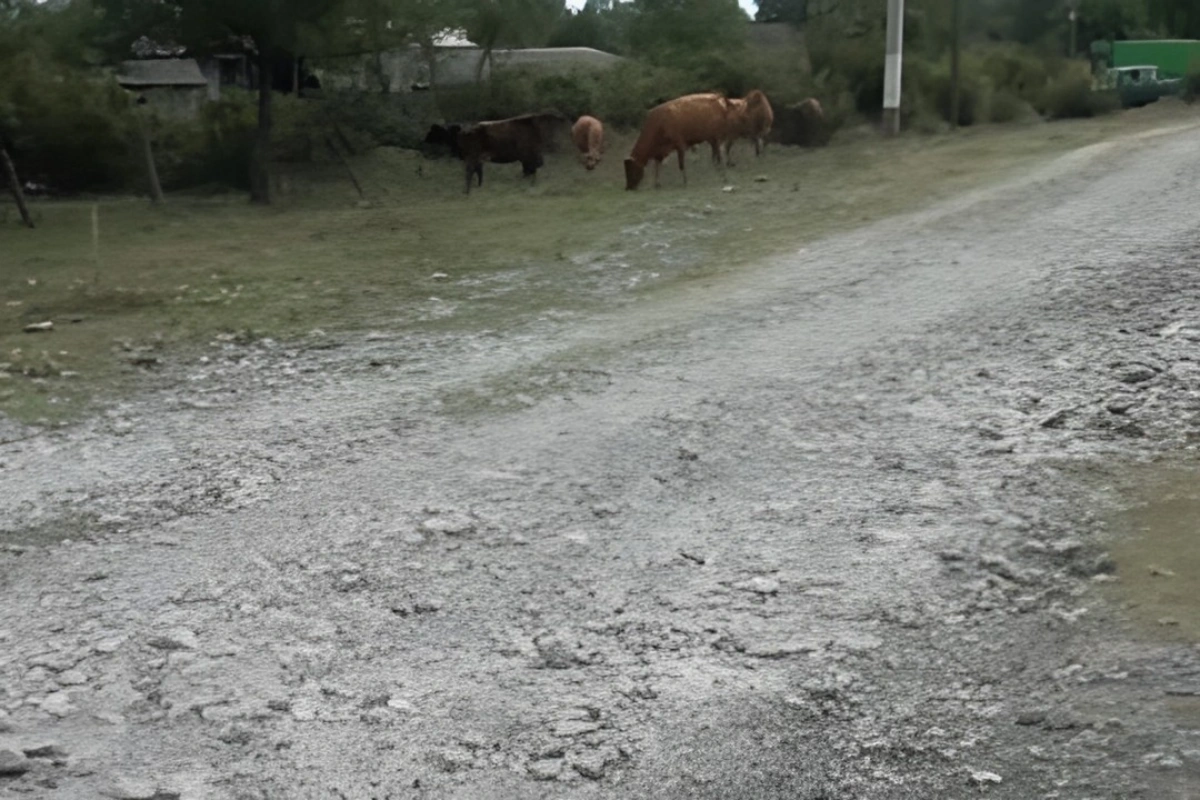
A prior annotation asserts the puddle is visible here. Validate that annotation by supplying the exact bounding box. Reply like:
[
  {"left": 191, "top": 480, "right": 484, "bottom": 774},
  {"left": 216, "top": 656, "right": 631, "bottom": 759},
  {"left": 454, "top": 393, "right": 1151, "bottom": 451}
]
[{"left": 1108, "top": 466, "right": 1200, "bottom": 644}]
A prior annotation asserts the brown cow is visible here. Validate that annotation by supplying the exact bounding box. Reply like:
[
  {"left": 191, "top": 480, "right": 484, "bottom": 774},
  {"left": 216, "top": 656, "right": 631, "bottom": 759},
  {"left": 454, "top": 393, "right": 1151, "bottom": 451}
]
[
  {"left": 454, "top": 112, "right": 568, "bottom": 194},
  {"left": 624, "top": 93, "right": 731, "bottom": 191},
  {"left": 722, "top": 89, "right": 775, "bottom": 166},
  {"left": 571, "top": 115, "right": 604, "bottom": 170}
]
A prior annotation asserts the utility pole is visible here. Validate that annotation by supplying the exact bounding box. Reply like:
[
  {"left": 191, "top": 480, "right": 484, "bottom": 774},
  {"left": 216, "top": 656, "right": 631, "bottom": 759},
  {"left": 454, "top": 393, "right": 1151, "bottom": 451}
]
[
  {"left": 949, "top": 0, "right": 961, "bottom": 128},
  {"left": 882, "top": 0, "right": 905, "bottom": 135}
]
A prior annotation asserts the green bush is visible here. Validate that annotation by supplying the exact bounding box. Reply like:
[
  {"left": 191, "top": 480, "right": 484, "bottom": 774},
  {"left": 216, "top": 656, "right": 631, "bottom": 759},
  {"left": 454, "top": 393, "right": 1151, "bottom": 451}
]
[
  {"left": 149, "top": 91, "right": 256, "bottom": 190},
  {"left": 977, "top": 45, "right": 1052, "bottom": 107},
  {"left": 987, "top": 90, "right": 1036, "bottom": 123},
  {"left": 1039, "top": 62, "right": 1118, "bottom": 119},
  {"left": 1184, "top": 69, "right": 1200, "bottom": 103},
  {"left": 1, "top": 55, "right": 135, "bottom": 192}
]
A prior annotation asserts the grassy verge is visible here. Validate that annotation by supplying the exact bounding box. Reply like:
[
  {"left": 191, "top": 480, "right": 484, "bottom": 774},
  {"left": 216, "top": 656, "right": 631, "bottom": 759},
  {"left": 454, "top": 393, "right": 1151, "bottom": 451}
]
[{"left": 1, "top": 101, "right": 1197, "bottom": 425}]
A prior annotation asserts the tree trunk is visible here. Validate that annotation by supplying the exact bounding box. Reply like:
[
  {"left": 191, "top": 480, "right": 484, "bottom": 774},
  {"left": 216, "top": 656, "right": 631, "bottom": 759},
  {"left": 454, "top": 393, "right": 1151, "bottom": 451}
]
[
  {"left": 0, "top": 144, "right": 34, "bottom": 229},
  {"left": 421, "top": 41, "right": 438, "bottom": 93},
  {"left": 250, "top": 48, "right": 273, "bottom": 205},
  {"left": 137, "top": 110, "right": 166, "bottom": 204}
]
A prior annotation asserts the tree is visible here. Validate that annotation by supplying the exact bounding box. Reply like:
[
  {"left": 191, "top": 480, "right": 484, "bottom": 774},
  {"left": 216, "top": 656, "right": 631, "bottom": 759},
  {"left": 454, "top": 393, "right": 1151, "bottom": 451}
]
[
  {"left": 548, "top": 0, "right": 632, "bottom": 53},
  {"left": 163, "top": 0, "right": 343, "bottom": 204},
  {"left": 463, "top": 0, "right": 566, "bottom": 83},
  {"left": 627, "top": 0, "right": 749, "bottom": 67},
  {"left": 1148, "top": 0, "right": 1200, "bottom": 38}
]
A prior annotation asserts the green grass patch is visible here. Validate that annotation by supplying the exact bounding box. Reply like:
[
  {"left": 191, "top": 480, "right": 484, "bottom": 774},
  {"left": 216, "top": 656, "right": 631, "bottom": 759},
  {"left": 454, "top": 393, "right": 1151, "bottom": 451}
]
[{"left": 1, "top": 101, "right": 1196, "bottom": 425}]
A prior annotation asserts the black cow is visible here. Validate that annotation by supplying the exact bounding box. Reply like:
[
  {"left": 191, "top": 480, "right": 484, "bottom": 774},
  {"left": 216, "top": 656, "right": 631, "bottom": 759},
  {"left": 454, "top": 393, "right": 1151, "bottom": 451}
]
[{"left": 433, "top": 112, "right": 569, "bottom": 194}]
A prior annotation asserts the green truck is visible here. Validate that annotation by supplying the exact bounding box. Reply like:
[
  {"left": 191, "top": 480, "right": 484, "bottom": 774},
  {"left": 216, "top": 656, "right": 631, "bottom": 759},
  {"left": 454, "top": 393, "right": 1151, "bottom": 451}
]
[
  {"left": 1091, "top": 40, "right": 1198, "bottom": 107},
  {"left": 1111, "top": 39, "right": 1200, "bottom": 79}
]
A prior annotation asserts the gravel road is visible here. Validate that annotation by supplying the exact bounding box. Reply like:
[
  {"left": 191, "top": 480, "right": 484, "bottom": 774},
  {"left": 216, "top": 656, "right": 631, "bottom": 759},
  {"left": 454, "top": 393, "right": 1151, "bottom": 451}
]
[{"left": 2, "top": 123, "right": 1200, "bottom": 800}]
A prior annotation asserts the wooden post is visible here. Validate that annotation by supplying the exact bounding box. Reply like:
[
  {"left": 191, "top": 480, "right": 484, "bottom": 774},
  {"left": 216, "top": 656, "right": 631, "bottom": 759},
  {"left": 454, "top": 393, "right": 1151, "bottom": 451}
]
[
  {"left": 91, "top": 204, "right": 100, "bottom": 285},
  {"left": 136, "top": 100, "right": 165, "bottom": 204},
  {"left": 250, "top": 48, "right": 273, "bottom": 205},
  {"left": 326, "top": 136, "right": 364, "bottom": 199},
  {"left": 1, "top": 144, "right": 34, "bottom": 229}
]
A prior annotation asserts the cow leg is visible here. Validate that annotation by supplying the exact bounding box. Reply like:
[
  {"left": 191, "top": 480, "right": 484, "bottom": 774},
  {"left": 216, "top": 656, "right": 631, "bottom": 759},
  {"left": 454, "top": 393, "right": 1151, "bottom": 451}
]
[
  {"left": 464, "top": 161, "right": 475, "bottom": 194},
  {"left": 476, "top": 164, "right": 483, "bottom": 186},
  {"left": 724, "top": 140, "right": 736, "bottom": 168},
  {"left": 653, "top": 158, "right": 662, "bottom": 189},
  {"left": 677, "top": 148, "right": 687, "bottom": 187}
]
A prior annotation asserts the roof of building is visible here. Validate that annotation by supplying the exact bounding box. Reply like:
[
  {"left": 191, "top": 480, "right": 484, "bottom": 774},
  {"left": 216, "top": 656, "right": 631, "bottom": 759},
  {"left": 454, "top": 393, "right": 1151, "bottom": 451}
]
[{"left": 117, "top": 59, "right": 208, "bottom": 87}]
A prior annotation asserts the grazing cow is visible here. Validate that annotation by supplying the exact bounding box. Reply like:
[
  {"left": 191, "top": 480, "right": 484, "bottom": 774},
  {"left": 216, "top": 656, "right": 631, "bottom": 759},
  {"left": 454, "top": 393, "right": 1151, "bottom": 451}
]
[
  {"left": 624, "top": 93, "right": 731, "bottom": 191},
  {"left": 775, "top": 98, "right": 831, "bottom": 148},
  {"left": 571, "top": 115, "right": 604, "bottom": 170},
  {"left": 424, "top": 123, "right": 482, "bottom": 187},
  {"left": 454, "top": 112, "right": 569, "bottom": 194},
  {"left": 722, "top": 89, "right": 775, "bottom": 166}
]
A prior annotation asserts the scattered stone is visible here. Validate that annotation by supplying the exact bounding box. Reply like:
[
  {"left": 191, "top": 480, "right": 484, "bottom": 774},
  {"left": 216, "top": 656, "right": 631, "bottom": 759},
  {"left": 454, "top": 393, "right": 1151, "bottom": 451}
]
[
  {"left": 1048, "top": 539, "right": 1084, "bottom": 556},
  {"left": 979, "top": 554, "right": 1021, "bottom": 582},
  {"left": 430, "top": 272, "right": 450, "bottom": 281},
  {"left": 1052, "top": 664, "right": 1085, "bottom": 681},
  {"left": 526, "top": 758, "right": 564, "bottom": 781},
  {"left": 56, "top": 669, "right": 88, "bottom": 687},
  {"left": 431, "top": 746, "right": 475, "bottom": 773},
  {"left": 22, "top": 742, "right": 67, "bottom": 760},
  {"left": 147, "top": 629, "right": 199, "bottom": 651},
  {"left": 753, "top": 175, "right": 769, "bottom": 183},
  {"left": 552, "top": 719, "right": 601, "bottom": 737},
  {"left": 938, "top": 549, "right": 968, "bottom": 562},
  {"left": 420, "top": 513, "right": 475, "bottom": 536},
  {"left": 1075, "top": 553, "right": 1116, "bottom": 577},
  {"left": 734, "top": 576, "right": 780, "bottom": 596},
  {"left": 386, "top": 697, "right": 416, "bottom": 713},
  {"left": 743, "top": 638, "right": 822, "bottom": 659},
  {"left": 1039, "top": 409, "right": 1069, "bottom": 429},
  {"left": 534, "top": 631, "right": 593, "bottom": 669},
  {"left": 0, "top": 748, "right": 30, "bottom": 775},
  {"left": 99, "top": 776, "right": 160, "bottom": 799},
  {"left": 94, "top": 637, "right": 126, "bottom": 655},
  {"left": 1015, "top": 710, "right": 1048, "bottom": 726},
  {"left": 1149, "top": 565, "right": 1176, "bottom": 577},
  {"left": 1117, "top": 365, "right": 1157, "bottom": 384},
  {"left": 334, "top": 572, "right": 368, "bottom": 592},
  {"left": 721, "top": 185, "right": 736, "bottom": 193},
  {"left": 40, "top": 692, "right": 74, "bottom": 718},
  {"left": 967, "top": 769, "right": 1002, "bottom": 786},
  {"left": 1157, "top": 617, "right": 1180, "bottom": 627},
  {"left": 22, "top": 322, "right": 53, "bottom": 334},
  {"left": 570, "top": 748, "right": 618, "bottom": 779},
  {"left": 1165, "top": 687, "right": 1200, "bottom": 697},
  {"left": 1105, "top": 397, "right": 1137, "bottom": 415}
]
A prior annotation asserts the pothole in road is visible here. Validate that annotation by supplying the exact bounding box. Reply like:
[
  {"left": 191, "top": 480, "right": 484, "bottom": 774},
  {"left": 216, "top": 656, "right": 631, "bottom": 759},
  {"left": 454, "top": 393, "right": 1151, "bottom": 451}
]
[{"left": 1107, "top": 466, "right": 1200, "bottom": 648}]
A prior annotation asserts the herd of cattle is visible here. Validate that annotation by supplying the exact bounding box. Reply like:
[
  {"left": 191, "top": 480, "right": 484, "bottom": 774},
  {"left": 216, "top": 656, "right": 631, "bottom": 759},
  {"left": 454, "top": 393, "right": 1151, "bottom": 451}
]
[{"left": 424, "top": 90, "right": 824, "bottom": 194}]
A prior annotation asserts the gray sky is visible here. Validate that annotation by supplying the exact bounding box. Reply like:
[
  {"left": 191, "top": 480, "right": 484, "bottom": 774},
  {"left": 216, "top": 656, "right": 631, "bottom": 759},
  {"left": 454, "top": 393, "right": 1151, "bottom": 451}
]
[{"left": 565, "top": 0, "right": 760, "bottom": 18}]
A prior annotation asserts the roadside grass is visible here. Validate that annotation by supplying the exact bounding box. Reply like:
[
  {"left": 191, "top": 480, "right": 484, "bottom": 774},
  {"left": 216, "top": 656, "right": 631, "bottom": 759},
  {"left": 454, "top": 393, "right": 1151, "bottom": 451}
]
[{"left": 1, "top": 100, "right": 1196, "bottom": 425}]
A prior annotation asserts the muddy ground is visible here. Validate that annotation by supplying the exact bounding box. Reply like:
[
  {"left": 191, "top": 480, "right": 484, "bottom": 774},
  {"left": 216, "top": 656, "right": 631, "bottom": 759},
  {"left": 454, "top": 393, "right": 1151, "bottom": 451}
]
[{"left": 2, "top": 124, "right": 1200, "bottom": 799}]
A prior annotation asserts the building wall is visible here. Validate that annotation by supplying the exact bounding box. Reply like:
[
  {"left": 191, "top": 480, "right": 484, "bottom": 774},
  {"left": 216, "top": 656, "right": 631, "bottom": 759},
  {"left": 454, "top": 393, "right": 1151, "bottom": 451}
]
[
  {"left": 313, "top": 46, "right": 624, "bottom": 94},
  {"left": 135, "top": 86, "right": 207, "bottom": 119}
]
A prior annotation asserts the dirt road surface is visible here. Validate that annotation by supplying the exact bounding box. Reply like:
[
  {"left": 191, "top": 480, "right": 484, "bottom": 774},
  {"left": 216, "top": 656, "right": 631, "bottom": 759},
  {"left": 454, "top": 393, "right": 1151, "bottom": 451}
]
[{"left": 3, "top": 125, "right": 1200, "bottom": 799}]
